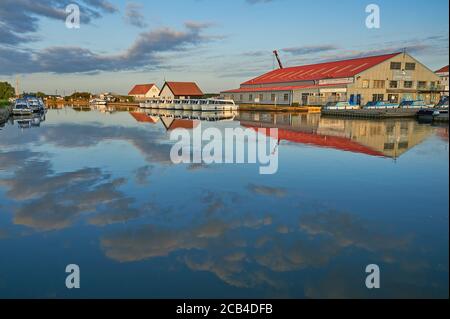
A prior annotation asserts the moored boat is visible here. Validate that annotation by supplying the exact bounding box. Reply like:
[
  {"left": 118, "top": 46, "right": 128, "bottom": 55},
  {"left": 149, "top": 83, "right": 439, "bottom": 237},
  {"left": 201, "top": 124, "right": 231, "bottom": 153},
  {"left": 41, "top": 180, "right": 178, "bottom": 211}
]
[
  {"left": 322, "top": 101, "right": 359, "bottom": 110},
  {"left": 363, "top": 101, "right": 399, "bottom": 109},
  {"left": 139, "top": 98, "right": 238, "bottom": 112},
  {"left": 399, "top": 100, "right": 426, "bottom": 109},
  {"left": 12, "top": 98, "right": 32, "bottom": 115}
]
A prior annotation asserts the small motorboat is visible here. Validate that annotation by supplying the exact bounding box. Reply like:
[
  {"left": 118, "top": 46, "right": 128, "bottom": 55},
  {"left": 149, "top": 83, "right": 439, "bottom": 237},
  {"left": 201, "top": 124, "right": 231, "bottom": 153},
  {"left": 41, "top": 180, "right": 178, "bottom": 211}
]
[
  {"left": 89, "top": 98, "right": 107, "bottom": 106},
  {"left": 13, "top": 98, "right": 32, "bottom": 115},
  {"left": 399, "top": 100, "right": 426, "bottom": 109},
  {"left": 364, "top": 101, "right": 399, "bottom": 109},
  {"left": 322, "top": 101, "right": 359, "bottom": 110}
]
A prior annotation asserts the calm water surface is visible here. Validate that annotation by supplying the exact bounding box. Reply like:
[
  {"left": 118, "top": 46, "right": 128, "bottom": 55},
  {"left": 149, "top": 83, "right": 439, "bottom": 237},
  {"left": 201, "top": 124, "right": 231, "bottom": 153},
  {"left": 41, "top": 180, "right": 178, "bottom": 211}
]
[{"left": 0, "top": 107, "right": 448, "bottom": 298}]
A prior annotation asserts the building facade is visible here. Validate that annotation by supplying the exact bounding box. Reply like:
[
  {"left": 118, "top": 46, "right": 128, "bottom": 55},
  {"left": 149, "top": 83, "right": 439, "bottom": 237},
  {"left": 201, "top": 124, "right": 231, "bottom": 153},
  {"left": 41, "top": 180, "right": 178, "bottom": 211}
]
[
  {"left": 436, "top": 65, "right": 449, "bottom": 96},
  {"left": 222, "top": 52, "right": 442, "bottom": 106},
  {"left": 159, "top": 82, "right": 204, "bottom": 100},
  {"left": 128, "top": 84, "right": 160, "bottom": 101}
]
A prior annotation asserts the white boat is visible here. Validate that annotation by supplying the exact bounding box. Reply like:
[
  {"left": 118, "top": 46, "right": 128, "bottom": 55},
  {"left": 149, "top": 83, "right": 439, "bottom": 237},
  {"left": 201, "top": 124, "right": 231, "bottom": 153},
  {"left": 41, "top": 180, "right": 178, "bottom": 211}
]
[
  {"left": 174, "top": 100, "right": 184, "bottom": 110},
  {"left": 181, "top": 100, "right": 193, "bottom": 111},
  {"left": 140, "top": 98, "right": 238, "bottom": 112},
  {"left": 322, "top": 101, "right": 360, "bottom": 110},
  {"left": 89, "top": 98, "right": 107, "bottom": 106},
  {"left": 201, "top": 99, "right": 237, "bottom": 111},
  {"left": 13, "top": 98, "right": 32, "bottom": 115}
]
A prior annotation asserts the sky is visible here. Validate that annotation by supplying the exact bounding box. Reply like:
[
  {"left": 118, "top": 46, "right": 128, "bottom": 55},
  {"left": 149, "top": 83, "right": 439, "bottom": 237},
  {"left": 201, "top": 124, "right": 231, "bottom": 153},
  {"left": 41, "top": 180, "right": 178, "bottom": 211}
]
[{"left": 0, "top": 0, "right": 449, "bottom": 95}]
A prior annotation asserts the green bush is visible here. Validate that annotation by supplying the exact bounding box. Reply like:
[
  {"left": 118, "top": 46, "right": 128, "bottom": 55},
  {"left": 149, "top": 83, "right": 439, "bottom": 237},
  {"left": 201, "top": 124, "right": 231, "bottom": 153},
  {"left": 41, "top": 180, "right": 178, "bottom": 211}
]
[{"left": 0, "top": 99, "right": 10, "bottom": 108}]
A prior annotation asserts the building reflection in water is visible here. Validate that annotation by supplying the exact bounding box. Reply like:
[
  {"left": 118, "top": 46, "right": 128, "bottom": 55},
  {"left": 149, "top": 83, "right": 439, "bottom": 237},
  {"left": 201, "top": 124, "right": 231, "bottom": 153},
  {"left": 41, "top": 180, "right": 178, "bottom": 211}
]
[{"left": 236, "top": 112, "right": 435, "bottom": 159}]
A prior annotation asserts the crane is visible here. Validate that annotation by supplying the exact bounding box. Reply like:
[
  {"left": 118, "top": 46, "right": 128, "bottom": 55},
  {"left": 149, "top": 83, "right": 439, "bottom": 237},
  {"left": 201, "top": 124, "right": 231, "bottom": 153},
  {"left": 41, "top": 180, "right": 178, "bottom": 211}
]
[{"left": 273, "top": 50, "right": 283, "bottom": 69}]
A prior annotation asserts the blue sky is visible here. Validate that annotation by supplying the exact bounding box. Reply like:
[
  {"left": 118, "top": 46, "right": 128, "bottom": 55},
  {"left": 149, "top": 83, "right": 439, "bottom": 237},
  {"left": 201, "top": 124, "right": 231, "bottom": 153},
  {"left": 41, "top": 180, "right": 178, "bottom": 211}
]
[{"left": 0, "top": 0, "right": 448, "bottom": 95}]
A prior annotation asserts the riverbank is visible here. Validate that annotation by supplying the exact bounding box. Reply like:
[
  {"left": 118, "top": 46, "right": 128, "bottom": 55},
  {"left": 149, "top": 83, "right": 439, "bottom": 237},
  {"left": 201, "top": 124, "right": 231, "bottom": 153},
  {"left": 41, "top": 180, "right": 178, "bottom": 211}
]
[{"left": 0, "top": 104, "right": 12, "bottom": 123}]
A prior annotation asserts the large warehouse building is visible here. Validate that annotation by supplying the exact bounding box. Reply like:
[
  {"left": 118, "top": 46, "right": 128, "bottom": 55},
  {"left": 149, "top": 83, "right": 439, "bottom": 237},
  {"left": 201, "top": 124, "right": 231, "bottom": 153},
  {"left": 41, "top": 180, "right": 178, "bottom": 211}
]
[{"left": 221, "top": 52, "right": 442, "bottom": 106}]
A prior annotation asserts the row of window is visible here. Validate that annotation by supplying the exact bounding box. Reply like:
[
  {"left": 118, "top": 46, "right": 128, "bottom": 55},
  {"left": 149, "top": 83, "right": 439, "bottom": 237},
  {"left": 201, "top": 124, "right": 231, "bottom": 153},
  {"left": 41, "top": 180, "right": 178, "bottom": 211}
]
[
  {"left": 372, "top": 93, "right": 427, "bottom": 103},
  {"left": 230, "top": 93, "right": 290, "bottom": 102},
  {"left": 390, "top": 62, "right": 416, "bottom": 70},
  {"left": 362, "top": 80, "right": 436, "bottom": 89}
]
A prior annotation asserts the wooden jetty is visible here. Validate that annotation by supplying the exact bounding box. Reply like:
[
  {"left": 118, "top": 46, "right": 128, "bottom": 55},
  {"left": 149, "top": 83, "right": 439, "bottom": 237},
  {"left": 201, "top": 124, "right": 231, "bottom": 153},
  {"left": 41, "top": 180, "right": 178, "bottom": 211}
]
[{"left": 321, "top": 108, "right": 419, "bottom": 119}]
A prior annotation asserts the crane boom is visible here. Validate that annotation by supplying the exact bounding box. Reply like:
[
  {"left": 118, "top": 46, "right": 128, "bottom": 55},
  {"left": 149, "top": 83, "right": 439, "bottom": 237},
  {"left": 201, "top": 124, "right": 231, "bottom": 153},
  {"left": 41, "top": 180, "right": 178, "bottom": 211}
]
[{"left": 273, "top": 50, "right": 283, "bottom": 69}]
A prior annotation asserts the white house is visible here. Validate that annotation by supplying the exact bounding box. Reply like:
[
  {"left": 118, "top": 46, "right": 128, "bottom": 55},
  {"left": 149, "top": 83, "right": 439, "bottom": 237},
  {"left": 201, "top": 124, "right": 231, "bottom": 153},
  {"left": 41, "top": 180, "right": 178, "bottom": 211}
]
[{"left": 128, "top": 84, "right": 160, "bottom": 101}]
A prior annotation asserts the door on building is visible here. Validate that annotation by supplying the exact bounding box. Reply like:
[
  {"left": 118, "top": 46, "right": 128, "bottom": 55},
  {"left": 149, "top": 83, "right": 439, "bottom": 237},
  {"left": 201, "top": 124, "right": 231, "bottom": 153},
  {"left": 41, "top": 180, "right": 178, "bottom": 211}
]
[
  {"left": 301, "top": 93, "right": 308, "bottom": 106},
  {"left": 356, "top": 94, "right": 361, "bottom": 106}
]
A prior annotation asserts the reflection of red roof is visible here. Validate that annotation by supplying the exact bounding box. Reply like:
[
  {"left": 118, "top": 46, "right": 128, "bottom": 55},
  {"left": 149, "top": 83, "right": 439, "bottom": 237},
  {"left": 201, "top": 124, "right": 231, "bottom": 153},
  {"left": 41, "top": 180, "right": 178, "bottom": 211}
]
[
  {"left": 242, "top": 125, "right": 385, "bottom": 157},
  {"left": 242, "top": 53, "right": 400, "bottom": 85},
  {"left": 129, "top": 112, "right": 158, "bottom": 123},
  {"left": 164, "top": 82, "right": 203, "bottom": 96},
  {"left": 436, "top": 65, "right": 449, "bottom": 73},
  {"left": 223, "top": 83, "right": 348, "bottom": 93},
  {"left": 437, "top": 127, "right": 449, "bottom": 141},
  {"left": 168, "top": 119, "right": 200, "bottom": 130},
  {"left": 129, "top": 84, "right": 156, "bottom": 95}
]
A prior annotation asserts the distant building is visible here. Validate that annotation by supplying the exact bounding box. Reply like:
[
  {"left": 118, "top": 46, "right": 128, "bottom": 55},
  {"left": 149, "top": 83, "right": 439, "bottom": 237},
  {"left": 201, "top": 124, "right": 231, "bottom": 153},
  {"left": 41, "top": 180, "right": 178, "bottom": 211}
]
[
  {"left": 159, "top": 82, "right": 204, "bottom": 99},
  {"left": 128, "top": 84, "right": 160, "bottom": 101},
  {"left": 436, "top": 65, "right": 449, "bottom": 96},
  {"left": 222, "top": 52, "right": 442, "bottom": 106}
]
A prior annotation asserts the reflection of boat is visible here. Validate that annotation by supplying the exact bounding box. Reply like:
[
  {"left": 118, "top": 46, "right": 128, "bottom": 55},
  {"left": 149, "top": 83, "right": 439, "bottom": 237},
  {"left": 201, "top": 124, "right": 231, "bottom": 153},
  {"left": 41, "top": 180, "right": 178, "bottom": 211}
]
[
  {"left": 141, "top": 98, "right": 238, "bottom": 111},
  {"left": 146, "top": 109, "right": 237, "bottom": 122},
  {"left": 12, "top": 111, "right": 46, "bottom": 129}
]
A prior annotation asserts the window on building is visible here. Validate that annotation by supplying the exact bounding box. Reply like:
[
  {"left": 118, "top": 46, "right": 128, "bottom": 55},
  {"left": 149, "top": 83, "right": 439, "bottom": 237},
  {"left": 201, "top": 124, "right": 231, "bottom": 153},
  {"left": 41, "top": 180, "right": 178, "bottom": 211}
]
[
  {"left": 283, "top": 94, "right": 289, "bottom": 102},
  {"left": 259, "top": 94, "right": 264, "bottom": 102},
  {"left": 430, "top": 81, "right": 436, "bottom": 88},
  {"left": 249, "top": 94, "right": 253, "bottom": 102},
  {"left": 388, "top": 94, "right": 399, "bottom": 103},
  {"left": 389, "top": 81, "right": 398, "bottom": 88},
  {"left": 390, "top": 62, "right": 402, "bottom": 70},
  {"left": 362, "top": 80, "right": 370, "bottom": 88},
  {"left": 231, "top": 95, "right": 234, "bottom": 100},
  {"left": 372, "top": 94, "right": 384, "bottom": 102},
  {"left": 240, "top": 94, "right": 243, "bottom": 101},
  {"left": 404, "top": 81, "right": 413, "bottom": 89},
  {"left": 405, "top": 63, "right": 416, "bottom": 71},
  {"left": 418, "top": 81, "right": 427, "bottom": 89},
  {"left": 271, "top": 94, "right": 276, "bottom": 102},
  {"left": 373, "top": 80, "right": 385, "bottom": 89}
]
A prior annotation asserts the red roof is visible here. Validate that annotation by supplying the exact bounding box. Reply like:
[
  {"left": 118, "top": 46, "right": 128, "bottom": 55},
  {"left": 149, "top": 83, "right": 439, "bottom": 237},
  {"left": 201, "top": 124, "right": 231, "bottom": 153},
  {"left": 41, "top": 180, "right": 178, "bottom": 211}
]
[
  {"left": 436, "top": 65, "right": 449, "bottom": 73},
  {"left": 242, "top": 124, "right": 385, "bottom": 157},
  {"left": 223, "top": 83, "right": 348, "bottom": 93},
  {"left": 242, "top": 53, "right": 400, "bottom": 86},
  {"left": 129, "top": 112, "right": 158, "bottom": 123},
  {"left": 164, "top": 82, "right": 203, "bottom": 96},
  {"left": 129, "top": 84, "right": 156, "bottom": 95}
]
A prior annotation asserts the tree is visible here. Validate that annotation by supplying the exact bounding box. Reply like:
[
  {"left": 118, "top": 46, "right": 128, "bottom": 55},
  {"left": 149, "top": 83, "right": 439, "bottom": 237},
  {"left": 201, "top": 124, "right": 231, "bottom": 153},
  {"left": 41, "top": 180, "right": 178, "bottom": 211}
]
[{"left": 0, "top": 82, "right": 15, "bottom": 100}]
